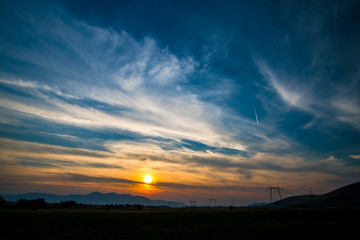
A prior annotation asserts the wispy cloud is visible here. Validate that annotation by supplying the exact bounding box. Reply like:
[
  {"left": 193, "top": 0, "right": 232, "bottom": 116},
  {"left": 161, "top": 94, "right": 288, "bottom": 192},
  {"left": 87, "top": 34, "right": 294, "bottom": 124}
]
[
  {"left": 255, "top": 59, "right": 360, "bottom": 131},
  {"left": 255, "top": 60, "right": 312, "bottom": 111},
  {"left": 331, "top": 94, "right": 360, "bottom": 129},
  {"left": 0, "top": 4, "right": 248, "bottom": 153},
  {"left": 60, "top": 173, "right": 140, "bottom": 185},
  {"left": 1, "top": 136, "right": 358, "bottom": 203},
  {"left": 12, "top": 157, "right": 122, "bottom": 169},
  {"left": 0, "top": 138, "right": 107, "bottom": 158}
]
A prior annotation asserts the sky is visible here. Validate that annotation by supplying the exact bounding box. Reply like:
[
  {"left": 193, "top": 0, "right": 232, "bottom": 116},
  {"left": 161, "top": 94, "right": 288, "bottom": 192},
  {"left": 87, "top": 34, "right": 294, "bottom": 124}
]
[{"left": 0, "top": 0, "right": 359, "bottom": 205}]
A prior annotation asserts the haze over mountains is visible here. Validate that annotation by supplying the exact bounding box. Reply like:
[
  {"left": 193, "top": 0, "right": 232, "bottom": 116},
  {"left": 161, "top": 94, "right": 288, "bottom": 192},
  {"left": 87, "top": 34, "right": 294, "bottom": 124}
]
[{"left": 2, "top": 192, "right": 185, "bottom": 207}]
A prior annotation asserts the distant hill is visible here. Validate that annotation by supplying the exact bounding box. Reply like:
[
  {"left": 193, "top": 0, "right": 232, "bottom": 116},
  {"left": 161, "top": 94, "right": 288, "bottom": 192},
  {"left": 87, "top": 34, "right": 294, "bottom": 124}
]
[
  {"left": 245, "top": 202, "right": 268, "bottom": 207},
  {"left": 2, "top": 192, "right": 186, "bottom": 207},
  {"left": 271, "top": 182, "right": 360, "bottom": 208}
]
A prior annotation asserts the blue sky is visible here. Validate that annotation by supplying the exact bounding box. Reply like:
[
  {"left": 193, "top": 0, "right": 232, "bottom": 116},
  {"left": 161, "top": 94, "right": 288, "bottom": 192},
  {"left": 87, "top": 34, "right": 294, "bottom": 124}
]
[{"left": 0, "top": 0, "right": 359, "bottom": 204}]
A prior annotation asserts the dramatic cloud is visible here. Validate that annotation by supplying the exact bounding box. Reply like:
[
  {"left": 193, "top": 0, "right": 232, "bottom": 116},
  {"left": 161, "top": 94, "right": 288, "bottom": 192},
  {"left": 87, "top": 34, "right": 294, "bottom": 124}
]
[{"left": 0, "top": 0, "right": 359, "bottom": 204}]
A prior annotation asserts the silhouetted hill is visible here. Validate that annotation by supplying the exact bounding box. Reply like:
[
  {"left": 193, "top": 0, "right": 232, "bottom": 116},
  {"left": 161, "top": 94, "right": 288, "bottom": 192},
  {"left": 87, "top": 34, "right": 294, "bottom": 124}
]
[
  {"left": 245, "top": 202, "right": 268, "bottom": 207},
  {"left": 271, "top": 182, "right": 360, "bottom": 208},
  {"left": 2, "top": 192, "right": 185, "bottom": 207}
]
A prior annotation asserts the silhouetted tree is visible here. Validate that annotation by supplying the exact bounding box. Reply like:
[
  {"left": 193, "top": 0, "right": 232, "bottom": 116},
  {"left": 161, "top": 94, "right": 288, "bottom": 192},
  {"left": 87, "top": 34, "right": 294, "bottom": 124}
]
[
  {"left": 16, "top": 199, "right": 47, "bottom": 209},
  {"left": 135, "top": 204, "right": 143, "bottom": 210},
  {"left": 60, "top": 200, "right": 78, "bottom": 208},
  {"left": 0, "top": 196, "right": 7, "bottom": 206}
]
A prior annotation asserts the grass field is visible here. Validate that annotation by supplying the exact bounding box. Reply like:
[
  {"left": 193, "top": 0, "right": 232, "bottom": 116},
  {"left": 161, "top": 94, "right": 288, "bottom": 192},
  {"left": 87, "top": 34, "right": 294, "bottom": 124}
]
[{"left": 1, "top": 208, "right": 359, "bottom": 240}]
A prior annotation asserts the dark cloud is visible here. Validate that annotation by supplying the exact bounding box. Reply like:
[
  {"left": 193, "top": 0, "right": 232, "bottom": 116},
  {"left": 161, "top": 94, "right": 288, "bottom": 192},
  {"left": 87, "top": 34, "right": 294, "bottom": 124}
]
[
  {"left": 10, "top": 157, "right": 122, "bottom": 169},
  {"left": 0, "top": 138, "right": 108, "bottom": 158},
  {"left": 61, "top": 173, "right": 140, "bottom": 184},
  {"left": 154, "top": 180, "right": 267, "bottom": 194}
]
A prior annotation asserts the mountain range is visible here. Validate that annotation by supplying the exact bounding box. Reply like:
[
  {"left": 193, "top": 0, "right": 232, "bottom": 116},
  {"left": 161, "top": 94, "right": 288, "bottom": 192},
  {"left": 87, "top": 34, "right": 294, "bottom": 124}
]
[
  {"left": 3, "top": 182, "right": 359, "bottom": 208},
  {"left": 270, "top": 182, "right": 360, "bottom": 208},
  {"left": 2, "top": 192, "right": 186, "bottom": 207}
]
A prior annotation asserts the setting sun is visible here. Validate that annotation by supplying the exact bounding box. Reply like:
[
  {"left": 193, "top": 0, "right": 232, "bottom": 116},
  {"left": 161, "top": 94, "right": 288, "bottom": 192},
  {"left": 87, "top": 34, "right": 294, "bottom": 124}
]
[{"left": 143, "top": 175, "right": 153, "bottom": 184}]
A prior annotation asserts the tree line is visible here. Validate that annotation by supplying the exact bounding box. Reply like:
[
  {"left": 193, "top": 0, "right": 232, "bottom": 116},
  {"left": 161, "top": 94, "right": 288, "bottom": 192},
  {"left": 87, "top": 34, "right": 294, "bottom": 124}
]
[{"left": 0, "top": 196, "right": 170, "bottom": 210}]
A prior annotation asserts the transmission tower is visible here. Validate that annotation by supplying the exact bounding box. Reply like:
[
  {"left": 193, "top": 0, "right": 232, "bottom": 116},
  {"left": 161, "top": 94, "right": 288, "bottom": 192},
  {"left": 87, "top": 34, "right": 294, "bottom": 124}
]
[
  {"left": 267, "top": 186, "right": 282, "bottom": 203},
  {"left": 189, "top": 200, "right": 196, "bottom": 207},
  {"left": 209, "top": 198, "right": 216, "bottom": 207}
]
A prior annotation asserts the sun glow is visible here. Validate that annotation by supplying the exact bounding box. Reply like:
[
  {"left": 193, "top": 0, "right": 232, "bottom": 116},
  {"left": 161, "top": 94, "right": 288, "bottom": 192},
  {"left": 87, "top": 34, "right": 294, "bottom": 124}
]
[{"left": 143, "top": 175, "right": 153, "bottom": 184}]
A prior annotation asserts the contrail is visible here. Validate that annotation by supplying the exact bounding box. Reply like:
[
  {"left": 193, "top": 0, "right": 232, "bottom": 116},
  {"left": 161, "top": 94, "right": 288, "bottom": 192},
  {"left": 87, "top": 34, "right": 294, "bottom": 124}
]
[
  {"left": 254, "top": 106, "right": 259, "bottom": 125},
  {"left": 252, "top": 98, "right": 259, "bottom": 125}
]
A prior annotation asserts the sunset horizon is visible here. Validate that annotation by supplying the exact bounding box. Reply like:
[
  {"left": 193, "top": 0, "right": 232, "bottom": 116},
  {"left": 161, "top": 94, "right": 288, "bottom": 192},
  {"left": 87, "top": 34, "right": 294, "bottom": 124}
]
[{"left": 1, "top": 0, "right": 360, "bottom": 206}]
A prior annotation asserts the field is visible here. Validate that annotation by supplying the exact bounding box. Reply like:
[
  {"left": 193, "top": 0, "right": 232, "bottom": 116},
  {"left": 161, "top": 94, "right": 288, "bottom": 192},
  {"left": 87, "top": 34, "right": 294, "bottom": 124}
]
[{"left": 1, "top": 208, "right": 359, "bottom": 240}]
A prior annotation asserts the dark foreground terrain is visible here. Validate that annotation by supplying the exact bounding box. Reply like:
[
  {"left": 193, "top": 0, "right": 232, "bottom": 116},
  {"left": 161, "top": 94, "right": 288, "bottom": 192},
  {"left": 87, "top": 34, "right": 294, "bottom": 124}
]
[{"left": 1, "top": 208, "right": 359, "bottom": 240}]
